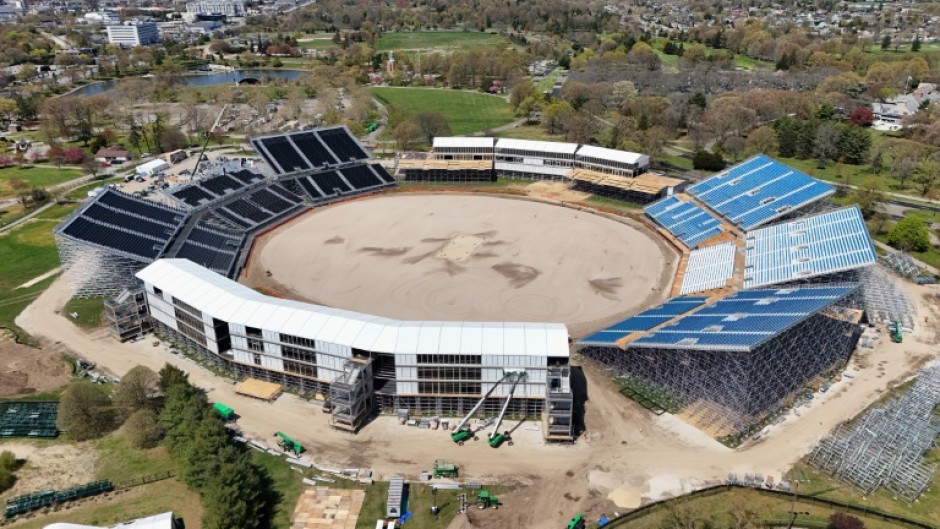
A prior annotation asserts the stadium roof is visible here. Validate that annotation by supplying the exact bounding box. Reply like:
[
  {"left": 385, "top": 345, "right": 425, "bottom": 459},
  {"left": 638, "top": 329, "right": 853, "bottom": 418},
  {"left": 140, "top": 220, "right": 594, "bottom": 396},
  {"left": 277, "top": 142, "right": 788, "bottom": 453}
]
[
  {"left": 577, "top": 296, "right": 709, "bottom": 347},
  {"left": 576, "top": 145, "right": 648, "bottom": 166},
  {"left": 629, "top": 285, "right": 858, "bottom": 352},
  {"left": 744, "top": 206, "right": 877, "bottom": 289},
  {"left": 495, "top": 138, "right": 579, "bottom": 155},
  {"left": 433, "top": 136, "right": 496, "bottom": 149},
  {"left": 687, "top": 155, "right": 835, "bottom": 229},
  {"left": 644, "top": 195, "right": 724, "bottom": 248},
  {"left": 137, "top": 259, "right": 570, "bottom": 358}
]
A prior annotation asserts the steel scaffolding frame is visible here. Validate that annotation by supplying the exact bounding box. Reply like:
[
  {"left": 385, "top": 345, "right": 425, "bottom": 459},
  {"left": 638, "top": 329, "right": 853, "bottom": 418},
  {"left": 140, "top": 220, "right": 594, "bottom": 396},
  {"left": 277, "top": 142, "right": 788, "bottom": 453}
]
[
  {"left": 857, "top": 265, "right": 917, "bottom": 329},
  {"left": 579, "top": 311, "right": 861, "bottom": 442},
  {"left": 808, "top": 365, "right": 940, "bottom": 502},
  {"left": 881, "top": 251, "right": 924, "bottom": 279}
]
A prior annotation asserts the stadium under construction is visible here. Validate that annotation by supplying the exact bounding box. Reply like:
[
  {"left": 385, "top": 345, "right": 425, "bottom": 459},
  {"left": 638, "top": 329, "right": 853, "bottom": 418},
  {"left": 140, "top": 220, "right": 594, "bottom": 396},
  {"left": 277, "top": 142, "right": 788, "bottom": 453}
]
[{"left": 54, "top": 127, "right": 910, "bottom": 443}]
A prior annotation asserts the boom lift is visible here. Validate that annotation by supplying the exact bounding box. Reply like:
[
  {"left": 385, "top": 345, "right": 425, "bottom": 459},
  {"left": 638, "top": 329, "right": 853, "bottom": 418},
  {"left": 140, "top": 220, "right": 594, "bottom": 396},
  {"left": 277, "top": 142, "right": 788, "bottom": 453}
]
[
  {"left": 451, "top": 372, "right": 512, "bottom": 445},
  {"left": 888, "top": 321, "right": 903, "bottom": 343},
  {"left": 488, "top": 372, "right": 525, "bottom": 448},
  {"left": 274, "top": 431, "right": 304, "bottom": 455}
]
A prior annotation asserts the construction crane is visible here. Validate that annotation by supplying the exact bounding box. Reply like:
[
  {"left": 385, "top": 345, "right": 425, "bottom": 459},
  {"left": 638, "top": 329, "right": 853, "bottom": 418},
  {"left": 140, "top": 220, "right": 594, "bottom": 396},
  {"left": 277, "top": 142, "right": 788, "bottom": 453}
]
[
  {"left": 274, "top": 431, "right": 304, "bottom": 455},
  {"left": 488, "top": 372, "right": 525, "bottom": 448},
  {"left": 451, "top": 372, "right": 512, "bottom": 445}
]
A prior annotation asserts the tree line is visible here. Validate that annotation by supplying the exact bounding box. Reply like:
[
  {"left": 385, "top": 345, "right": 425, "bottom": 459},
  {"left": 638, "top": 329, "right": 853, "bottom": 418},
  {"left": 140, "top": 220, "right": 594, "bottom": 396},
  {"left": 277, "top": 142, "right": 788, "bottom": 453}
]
[{"left": 56, "top": 364, "right": 275, "bottom": 529}]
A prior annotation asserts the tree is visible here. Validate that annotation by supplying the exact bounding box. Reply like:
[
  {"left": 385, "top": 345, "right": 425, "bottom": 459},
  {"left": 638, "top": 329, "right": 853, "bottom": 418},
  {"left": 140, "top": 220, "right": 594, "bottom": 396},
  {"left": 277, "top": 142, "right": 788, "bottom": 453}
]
[
  {"left": 0, "top": 450, "right": 20, "bottom": 494},
  {"left": 124, "top": 409, "right": 163, "bottom": 449},
  {"left": 881, "top": 35, "right": 891, "bottom": 51},
  {"left": 57, "top": 381, "right": 115, "bottom": 441},
  {"left": 848, "top": 107, "right": 874, "bottom": 127},
  {"left": 912, "top": 36, "right": 922, "bottom": 52},
  {"left": 852, "top": 184, "right": 885, "bottom": 219},
  {"left": 412, "top": 112, "right": 451, "bottom": 144},
  {"left": 542, "top": 100, "right": 574, "bottom": 135},
  {"left": 837, "top": 125, "right": 872, "bottom": 165},
  {"left": 563, "top": 113, "right": 595, "bottom": 144},
  {"left": 887, "top": 216, "right": 930, "bottom": 252},
  {"left": 693, "top": 150, "right": 726, "bottom": 171},
  {"left": 114, "top": 365, "right": 160, "bottom": 420},
  {"left": 82, "top": 158, "right": 101, "bottom": 179},
  {"left": 160, "top": 126, "right": 188, "bottom": 153},
  {"left": 745, "top": 126, "right": 778, "bottom": 156},
  {"left": 829, "top": 513, "right": 865, "bottom": 529},
  {"left": 815, "top": 122, "right": 841, "bottom": 163},
  {"left": 0, "top": 98, "right": 16, "bottom": 125},
  {"left": 723, "top": 136, "right": 746, "bottom": 162},
  {"left": 912, "top": 158, "right": 940, "bottom": 197},
  {"left": 159, "top": 364, "right": 189, "bottom": 393},
  {"left": 392, "top": 121, "right": 421, "bottom": 152},
  {"left": 201, "top": 446, "right": 268, "bottom": 529}
]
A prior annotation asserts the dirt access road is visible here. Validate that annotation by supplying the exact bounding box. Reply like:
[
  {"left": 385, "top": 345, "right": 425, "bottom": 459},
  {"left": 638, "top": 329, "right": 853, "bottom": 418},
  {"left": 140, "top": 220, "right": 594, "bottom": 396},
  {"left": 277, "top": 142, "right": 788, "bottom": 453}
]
[{"left": 16, "top": 277, "right": 940, "bottom": 528}]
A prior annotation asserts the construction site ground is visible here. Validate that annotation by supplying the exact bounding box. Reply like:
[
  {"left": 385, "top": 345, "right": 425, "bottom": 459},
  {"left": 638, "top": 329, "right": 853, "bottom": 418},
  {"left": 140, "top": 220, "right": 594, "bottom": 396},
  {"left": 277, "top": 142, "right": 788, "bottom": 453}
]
[{"left": 10, "top": 275, "right": 940, "bottom": 528}]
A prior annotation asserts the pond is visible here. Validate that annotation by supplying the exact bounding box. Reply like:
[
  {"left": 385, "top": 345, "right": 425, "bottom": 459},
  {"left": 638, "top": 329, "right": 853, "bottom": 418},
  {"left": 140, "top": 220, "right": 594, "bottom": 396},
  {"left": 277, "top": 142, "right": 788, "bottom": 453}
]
[{"left": 64, "top": 69, "right": 308, "bottom": 97}]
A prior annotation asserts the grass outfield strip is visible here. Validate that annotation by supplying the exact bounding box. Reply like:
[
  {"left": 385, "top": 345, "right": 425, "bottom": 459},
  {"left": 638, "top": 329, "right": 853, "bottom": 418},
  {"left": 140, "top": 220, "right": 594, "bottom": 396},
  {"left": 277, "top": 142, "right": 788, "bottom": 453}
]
[
  {"left": 375, "top": 31, "right": 507, "bottom": 52},
  {"left": 373, "top": 87, "right": 515, "bottom": 136}
]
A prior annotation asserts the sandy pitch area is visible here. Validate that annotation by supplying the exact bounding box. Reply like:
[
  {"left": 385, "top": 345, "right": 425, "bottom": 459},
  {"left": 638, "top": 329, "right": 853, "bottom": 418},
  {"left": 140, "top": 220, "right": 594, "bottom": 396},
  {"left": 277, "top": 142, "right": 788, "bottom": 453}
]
[{"left": 245, "top": 194, "right": 672, "bottom": 332}]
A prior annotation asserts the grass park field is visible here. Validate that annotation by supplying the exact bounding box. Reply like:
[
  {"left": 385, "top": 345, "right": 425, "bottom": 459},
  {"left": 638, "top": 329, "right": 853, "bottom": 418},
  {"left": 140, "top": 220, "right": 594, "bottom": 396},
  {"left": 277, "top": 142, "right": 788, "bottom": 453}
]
[
  {"left": 296, "top": 33, "right": 336, "bottom": 50},
  {"left": 372, "top": 87, "right": 515, "bottom": 135},
  {"left": 375, "top": 31, "right": 508, "bottom": 52},
  {"left": 0, "top": 166, "right": 83, "bottom": 199}
]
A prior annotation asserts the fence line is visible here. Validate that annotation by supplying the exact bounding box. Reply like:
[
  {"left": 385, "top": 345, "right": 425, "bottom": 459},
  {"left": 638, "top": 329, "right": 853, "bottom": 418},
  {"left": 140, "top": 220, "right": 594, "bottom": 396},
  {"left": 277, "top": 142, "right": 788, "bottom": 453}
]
[{"left": 604, "top": 484, "right": 936, "bottom": 529}]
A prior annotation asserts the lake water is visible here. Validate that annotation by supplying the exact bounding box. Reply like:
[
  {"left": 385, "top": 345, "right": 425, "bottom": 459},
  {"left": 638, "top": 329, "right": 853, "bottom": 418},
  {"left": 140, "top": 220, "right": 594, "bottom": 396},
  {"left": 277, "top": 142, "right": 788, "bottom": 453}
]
[{"left": 64, "top": 69, "right": 307, "bottom": 98}]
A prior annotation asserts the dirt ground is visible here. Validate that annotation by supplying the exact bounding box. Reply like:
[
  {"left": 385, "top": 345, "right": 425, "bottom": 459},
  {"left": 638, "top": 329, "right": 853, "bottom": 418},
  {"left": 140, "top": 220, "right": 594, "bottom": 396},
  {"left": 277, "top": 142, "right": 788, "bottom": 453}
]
[
  {"left": 0, "top": 339, "right": 71, "bottom": 398},
  {"left": 243, "top": 194, "right": 674, "bottom": 335},
  {"left": 14, "top": 276, "right": 940, "bottom": 529},
  {"left": 0, "top": 441, "right": 98, "bottom": 500}
]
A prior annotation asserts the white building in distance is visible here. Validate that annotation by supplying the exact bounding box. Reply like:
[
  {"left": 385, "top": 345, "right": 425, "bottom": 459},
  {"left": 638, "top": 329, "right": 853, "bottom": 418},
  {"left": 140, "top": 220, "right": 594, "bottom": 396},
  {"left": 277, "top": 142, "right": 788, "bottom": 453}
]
[
  {"left": 185, "top": 0, "right": 247, "bottom": 16},
  {"left": 106, "top": 22, "right": 160, "bottom": 47}
]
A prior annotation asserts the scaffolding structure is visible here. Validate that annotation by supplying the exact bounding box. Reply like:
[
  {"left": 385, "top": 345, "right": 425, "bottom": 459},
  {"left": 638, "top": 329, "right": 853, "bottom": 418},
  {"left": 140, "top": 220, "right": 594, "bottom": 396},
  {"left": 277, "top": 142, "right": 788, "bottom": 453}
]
[
  {"left": 881, "top": 251, "right": 924, "bottom": 279},
  {"left": 329, "top": 359, "right": 374, "bottom": 432},
  {"left": 808, "top": 365, "right": 940, "bottom": 502},
  {"left": 105, "top": 288, "right": 151, "bottom": 342},
  {"left": 579, "top": 311, "right": 861, "bottom": 442},
  {"left": 858, "top": 265, "right": 917, "bottom": 329},
  {"left": 56, "top": 236, "right": 151, "bottom": 298}
]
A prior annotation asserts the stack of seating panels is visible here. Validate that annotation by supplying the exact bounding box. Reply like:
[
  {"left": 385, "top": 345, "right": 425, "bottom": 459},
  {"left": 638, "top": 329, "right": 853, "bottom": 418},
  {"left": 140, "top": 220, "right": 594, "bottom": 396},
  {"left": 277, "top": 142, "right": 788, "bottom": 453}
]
[
  {"left": 257, "top": 136, "right": 311, "bottom": 174},
  {"left": 172, "top": 221, "right": 244, "bottom": 276},
  {"left": 370, "top": 163, "right": 396, "bottom": 184},
  {"left": 59, "top": 189, "right": 186, "bottom": 260},
  {"left": 316, "top": 127, "right": 369, "bottom": 162},
  {"left": 290, "top": 132, "right": 338, "bottom": 167},
  {"left": 338, "top": 164, "right": 384, "bottom": 190}
]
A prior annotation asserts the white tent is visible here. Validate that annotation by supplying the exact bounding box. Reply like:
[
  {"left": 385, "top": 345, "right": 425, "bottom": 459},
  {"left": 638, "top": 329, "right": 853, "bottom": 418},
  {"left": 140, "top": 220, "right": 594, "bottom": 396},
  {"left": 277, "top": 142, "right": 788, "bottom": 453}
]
[{"left": 135, "top": 159, "right": 169, "bottom": 176}]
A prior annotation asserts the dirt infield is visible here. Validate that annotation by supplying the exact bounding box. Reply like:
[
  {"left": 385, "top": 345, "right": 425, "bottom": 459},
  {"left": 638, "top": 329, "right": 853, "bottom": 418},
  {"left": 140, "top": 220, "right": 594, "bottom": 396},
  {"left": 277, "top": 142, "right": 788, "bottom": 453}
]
[{"left": 243, "top": 194, "right": 674, "bottom": 335}]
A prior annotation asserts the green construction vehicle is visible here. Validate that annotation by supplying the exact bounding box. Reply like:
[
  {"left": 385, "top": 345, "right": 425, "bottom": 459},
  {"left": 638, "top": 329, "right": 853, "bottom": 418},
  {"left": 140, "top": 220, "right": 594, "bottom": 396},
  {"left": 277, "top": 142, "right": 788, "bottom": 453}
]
[
  {"left": 888, "top": 321, "right": 903, "bottom": 343},
  {"left": 476, "top": 490, "right": 501, "bottom": 509},
  {"left": 274, "top": 431, "right": 304, "bottom": 455},
  {"left": 366, "top": 121, "right": 379, "bottom": 133},
  {"left": 487, "top": 373, "right": 524, "bottom": 448},
  {"left": 433, "top": 459, "right": 459, "bottom": 478},
  {"left": 213, "top": 402, "right": 234, "bottom": 421},
  {"left": 566, "top": 514, "right": 586, "bottom": 529},
  {"left": 451, "top": 371, "right": 525, "bottom": 446}
]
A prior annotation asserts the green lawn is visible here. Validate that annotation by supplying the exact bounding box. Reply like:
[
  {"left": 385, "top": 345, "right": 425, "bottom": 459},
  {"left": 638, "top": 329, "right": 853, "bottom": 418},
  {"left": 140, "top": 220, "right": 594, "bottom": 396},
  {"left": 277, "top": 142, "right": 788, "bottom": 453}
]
[
  {"left": 0, "top": 166, "right": 83, "bottom": 198},
  {"left": 375, "top": 31, "right": 507, "bottom": 52},
  {"left": 353, "top": 480, "right": 509, "bottom": 529},
  {"left": 0, "top": 203, "right": 78, "bottom": 342},
  {"left": 63, "top": 296, "right": 105, "bottom": 329},
  {"left": 372, "top": 87, "right": 515, "bottom": 135},
  {"left": 96, "top": 435, "right": 176, "bottom": 483},
  {"left": 296, "top": 33, "right": 337, "bottom": 50},
  {"left": 495, "top": 125, "right": 563, "bottom": 142},
  {"left": 252, "top": 451, "right": 304, "bottom": 529}
]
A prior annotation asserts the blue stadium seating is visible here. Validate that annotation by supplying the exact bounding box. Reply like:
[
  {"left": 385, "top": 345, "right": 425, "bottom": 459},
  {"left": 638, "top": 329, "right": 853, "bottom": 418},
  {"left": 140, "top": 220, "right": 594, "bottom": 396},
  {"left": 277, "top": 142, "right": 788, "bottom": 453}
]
[
  {"left": 577, "top": 296, "right": 708, "bottom": 346},
  {"left": 687, "top": 155, "right": 834, "bottom": 229},
  {"left": 644, "top": 196, "right": 724, "bottom": 248},
  {"left": 630, "top": 285, "right": 857, "bottom": 351},
  {"left": 743, "top": 206, "right": 877, "bottom": 289}
]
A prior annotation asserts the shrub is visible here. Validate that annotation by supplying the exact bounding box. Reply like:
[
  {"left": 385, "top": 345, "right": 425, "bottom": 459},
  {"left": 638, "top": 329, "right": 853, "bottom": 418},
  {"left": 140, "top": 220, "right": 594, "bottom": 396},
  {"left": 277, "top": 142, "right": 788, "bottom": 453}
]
[
  {"left": 124, "top": 409, "right": 163, "bottom": 449},
  {"left": 829, "top": 513, "right": 865, "bottom": 529},
  {"left": 887, "top": 216, "right": 930, "bottom": 253},
  {"left": 692, "top": 150, "right": 726, "bottom": 171},
  {"left": 56, "top": 381, "right": 115, "bottom": 441}
]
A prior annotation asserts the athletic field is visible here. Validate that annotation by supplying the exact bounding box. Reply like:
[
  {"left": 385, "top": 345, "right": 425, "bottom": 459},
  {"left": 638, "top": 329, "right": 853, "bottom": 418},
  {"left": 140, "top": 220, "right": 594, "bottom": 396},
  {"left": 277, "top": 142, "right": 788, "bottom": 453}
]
[{"left": 372, "top": 87, "right": 515, "bottom": 135}]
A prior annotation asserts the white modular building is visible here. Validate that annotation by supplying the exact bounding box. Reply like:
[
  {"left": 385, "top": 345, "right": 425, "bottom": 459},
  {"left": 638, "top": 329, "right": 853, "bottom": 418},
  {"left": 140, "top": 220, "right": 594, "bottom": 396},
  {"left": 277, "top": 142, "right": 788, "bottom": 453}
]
[
  {"left": 106, "top": 22, "right": 160, "bottom": 47},
  {"left": 135, "top": 159, "right": 169, "bottom": 176},
  {"left": 186, "top": 0, "right": 247, "bottom": 16},
  {"left": 136, "top": 259, "right": 573, "bottom": 428},
  {"left": 432, "top": 137, "right": 496, "bottom": 160},
  {"left": 494, "top": 138, "right": 579, "bottom": 179},
  {"left": 575, "top": 145, "right": 650, "bottom": 177}
]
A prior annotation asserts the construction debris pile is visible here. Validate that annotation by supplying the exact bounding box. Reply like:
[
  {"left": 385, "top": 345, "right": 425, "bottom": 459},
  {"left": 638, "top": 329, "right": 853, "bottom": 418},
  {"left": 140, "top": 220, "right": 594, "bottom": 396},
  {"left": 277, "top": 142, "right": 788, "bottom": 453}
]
[{"left": 808, "top": 365, "right": 940, "bottom": 502}]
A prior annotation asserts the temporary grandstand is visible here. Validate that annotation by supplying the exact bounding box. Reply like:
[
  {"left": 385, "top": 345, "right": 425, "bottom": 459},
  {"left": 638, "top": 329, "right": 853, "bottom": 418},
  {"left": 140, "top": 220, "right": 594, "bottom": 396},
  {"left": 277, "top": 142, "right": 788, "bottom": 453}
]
[
  {"left": 580, "top": 156, "right": 888, "bottom": 441},
  {"left": 402, "top": 137, "right": 679, "bottom": 202},
  {"left": 579, "top": 286, "right": 862, "bottom": 441},
  {"left": 686, "top": 154, "right": 835, "bottom": 230},
  {"left": 56, "top": 127, "right": 395, "bottom": 297},
  {"left": 137, "top": 258, "right": 574, "bottom": 438}
]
